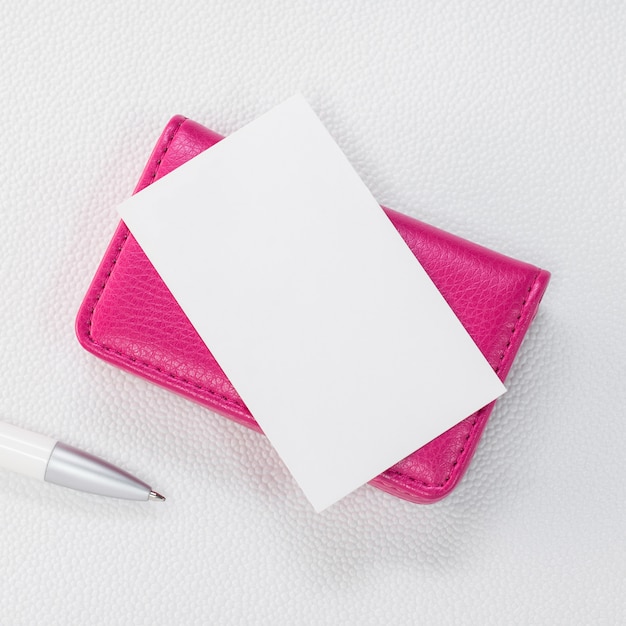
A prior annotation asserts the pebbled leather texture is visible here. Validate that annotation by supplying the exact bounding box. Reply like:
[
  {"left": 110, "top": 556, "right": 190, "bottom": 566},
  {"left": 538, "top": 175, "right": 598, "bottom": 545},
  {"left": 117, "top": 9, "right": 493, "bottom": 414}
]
[
  {"left": 76, "top": 116, "right": 549, "bottom": 504},
  {"left": 8, "top": 2, "right": 626, "bottom": 623}
]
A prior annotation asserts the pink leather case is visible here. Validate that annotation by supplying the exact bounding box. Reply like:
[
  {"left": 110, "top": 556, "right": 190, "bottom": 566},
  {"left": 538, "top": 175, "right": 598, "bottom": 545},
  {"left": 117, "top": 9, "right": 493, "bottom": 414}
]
[{"left": 76, "top": 116, "right": 550, "bottom": 504}]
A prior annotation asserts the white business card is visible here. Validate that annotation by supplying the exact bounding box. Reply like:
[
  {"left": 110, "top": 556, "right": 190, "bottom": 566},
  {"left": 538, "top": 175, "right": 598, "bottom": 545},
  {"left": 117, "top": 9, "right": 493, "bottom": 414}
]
[{"left": 118, "top": 95, "right": 505, "bottom": 511}]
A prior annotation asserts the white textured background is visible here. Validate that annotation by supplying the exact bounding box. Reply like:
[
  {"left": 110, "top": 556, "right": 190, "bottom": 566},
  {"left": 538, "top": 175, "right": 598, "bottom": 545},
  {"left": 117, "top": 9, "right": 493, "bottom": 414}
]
[{"left": 1, "top": 2, "right": 624, "bottom": 624}]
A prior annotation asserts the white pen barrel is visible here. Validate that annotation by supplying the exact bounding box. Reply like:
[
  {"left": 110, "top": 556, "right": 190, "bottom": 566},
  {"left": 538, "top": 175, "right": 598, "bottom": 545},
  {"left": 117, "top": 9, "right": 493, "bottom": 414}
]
[{"left": 0, "top": 422, "right": 56, "bottom": 480}]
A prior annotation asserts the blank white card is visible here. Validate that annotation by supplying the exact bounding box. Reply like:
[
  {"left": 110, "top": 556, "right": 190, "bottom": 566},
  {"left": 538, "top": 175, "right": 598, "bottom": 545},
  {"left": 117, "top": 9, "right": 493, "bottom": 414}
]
[{"left": 118, "top": 95, "right": 505, "bottom": 511}]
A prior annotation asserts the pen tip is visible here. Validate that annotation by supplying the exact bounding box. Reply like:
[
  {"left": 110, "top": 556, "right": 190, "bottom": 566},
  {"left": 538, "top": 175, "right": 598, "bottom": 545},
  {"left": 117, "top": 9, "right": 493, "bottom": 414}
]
[{"left": 148, "top": 490, "right": 166, "bottom": 502}]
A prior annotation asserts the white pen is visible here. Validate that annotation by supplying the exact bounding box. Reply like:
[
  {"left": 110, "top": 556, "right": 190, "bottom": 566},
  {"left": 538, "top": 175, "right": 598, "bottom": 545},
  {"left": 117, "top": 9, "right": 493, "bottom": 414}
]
[{"left": 0, "top": 420, "right": 165, "bottom": 501}]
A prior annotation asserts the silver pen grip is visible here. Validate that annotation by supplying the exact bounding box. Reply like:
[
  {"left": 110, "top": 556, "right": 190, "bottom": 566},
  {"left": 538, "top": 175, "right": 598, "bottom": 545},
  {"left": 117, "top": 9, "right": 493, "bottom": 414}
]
[{"left": 45, "top": 442, "right": 153, "bottom": 501}]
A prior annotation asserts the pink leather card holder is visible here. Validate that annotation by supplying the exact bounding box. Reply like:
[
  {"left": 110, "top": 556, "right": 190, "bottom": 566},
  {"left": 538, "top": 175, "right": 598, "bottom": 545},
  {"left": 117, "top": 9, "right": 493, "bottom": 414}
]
[{"left": 76, "top": 116, "right": 550, "bottom": 504}]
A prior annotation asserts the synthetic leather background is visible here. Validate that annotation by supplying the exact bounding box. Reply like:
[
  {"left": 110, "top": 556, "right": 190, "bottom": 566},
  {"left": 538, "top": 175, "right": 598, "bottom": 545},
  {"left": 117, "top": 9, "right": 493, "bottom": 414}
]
[
  {"left": 1, "top": 1, "right": 624, "bottom": 624},
  {"left": 76, "top": 116, "right": 549, "bottom": 504}
]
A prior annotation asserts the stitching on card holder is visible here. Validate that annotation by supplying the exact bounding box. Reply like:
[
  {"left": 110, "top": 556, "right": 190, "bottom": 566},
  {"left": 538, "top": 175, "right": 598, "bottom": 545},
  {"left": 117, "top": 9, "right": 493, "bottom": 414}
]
[
  {"left": 384, "top": 268, "right": 541, "bottom": 488},
  {"left": 84, "top": 118, "right": 247, "bottom": 412},
  {"left": 148, "top": 118, "right": 185, "bottom": 182}
]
